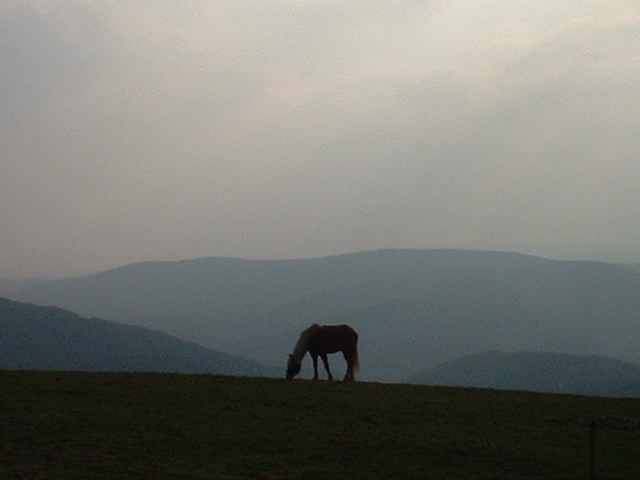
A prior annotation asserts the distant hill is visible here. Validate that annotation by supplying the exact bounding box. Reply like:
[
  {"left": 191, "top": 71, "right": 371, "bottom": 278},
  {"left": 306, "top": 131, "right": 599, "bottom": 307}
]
[
  {"left": 0, "top": 297, "right": 277, "bottom": 376},
  {"left": 406, "top": 351, "right": 640, "bottom": 398},
  {"left": 9, "top": 249, "right": 640, "bottom": 381}
]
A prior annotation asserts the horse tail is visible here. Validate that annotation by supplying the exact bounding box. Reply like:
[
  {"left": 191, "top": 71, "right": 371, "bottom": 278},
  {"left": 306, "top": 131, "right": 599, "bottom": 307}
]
[{"left": 352, "top": 344, "right": 360, "bottom": 373}]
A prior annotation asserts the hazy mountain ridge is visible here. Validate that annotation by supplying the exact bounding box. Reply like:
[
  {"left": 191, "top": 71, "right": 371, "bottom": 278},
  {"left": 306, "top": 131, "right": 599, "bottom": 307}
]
[
  {"left": 0, "top": 297, "right": 276, "bottom": 376},
  {"left": 407, "top": 351, "right": 640, "bottom": 398},
  {"left": 0, "top": 277, "right": 46, "bottom": 297},
  {"left": 10, "top": 249, "right": 640, "bottom": 381}
]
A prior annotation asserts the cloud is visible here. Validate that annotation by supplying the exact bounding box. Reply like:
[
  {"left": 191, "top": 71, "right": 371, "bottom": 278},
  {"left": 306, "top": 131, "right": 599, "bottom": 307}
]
[{"left": 1, "top": 1, "right": 640, "bottom": 277}]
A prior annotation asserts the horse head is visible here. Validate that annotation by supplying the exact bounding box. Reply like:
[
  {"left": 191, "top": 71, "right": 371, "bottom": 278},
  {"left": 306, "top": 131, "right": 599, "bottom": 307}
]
[{"left": 285, "top": 354, "right": 301, "bottom": 379}]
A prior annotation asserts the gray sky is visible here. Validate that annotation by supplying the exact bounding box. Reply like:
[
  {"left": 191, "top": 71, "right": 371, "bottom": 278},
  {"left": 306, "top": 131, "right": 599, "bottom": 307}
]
[{"left": 2, "top": 1, "right": 640, "bottom": 278}]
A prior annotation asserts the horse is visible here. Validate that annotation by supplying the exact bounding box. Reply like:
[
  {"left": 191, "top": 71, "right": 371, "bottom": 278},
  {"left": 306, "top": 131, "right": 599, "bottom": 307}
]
[{"left": 286, "top": 323, "right": 359, "bottom": 381}]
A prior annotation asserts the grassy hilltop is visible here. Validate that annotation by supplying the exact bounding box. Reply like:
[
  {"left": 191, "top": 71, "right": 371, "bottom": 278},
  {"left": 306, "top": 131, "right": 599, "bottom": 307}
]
[{"left": 1, "top": 371, "right": 639, "bottom": 479}]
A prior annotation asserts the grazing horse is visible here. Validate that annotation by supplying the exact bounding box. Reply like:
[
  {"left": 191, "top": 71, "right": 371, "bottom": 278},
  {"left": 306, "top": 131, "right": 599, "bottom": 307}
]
[{"left": 286, "top": 323, "right": 359, "bottom": 381}]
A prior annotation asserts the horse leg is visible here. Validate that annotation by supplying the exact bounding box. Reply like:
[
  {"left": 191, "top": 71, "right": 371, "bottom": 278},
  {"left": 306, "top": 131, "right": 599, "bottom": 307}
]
[
  {"left": 343, "top": 352, "right": 354, "bottom": 381},
  {"left": 311, "top": 353, "right": 319, "bottom": 380},
  {"left": 320, "top": 353, "right": 333, "bottom": 380}
]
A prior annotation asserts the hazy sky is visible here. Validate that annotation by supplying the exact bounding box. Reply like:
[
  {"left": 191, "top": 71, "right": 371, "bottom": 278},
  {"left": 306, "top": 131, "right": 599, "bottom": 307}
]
[{"left": 2, "top": 1, "right": 640, "bottom": 278}]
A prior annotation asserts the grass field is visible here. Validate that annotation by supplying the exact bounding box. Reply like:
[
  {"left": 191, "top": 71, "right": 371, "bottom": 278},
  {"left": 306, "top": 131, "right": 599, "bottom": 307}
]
[{"left": 1, "top": 371, "right": 639, "bottom": 479}]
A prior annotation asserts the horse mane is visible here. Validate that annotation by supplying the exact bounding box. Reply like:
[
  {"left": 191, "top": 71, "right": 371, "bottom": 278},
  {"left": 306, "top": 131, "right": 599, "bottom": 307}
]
[{"left": 291, "top": 323, "right": 321, "bottom": 362}]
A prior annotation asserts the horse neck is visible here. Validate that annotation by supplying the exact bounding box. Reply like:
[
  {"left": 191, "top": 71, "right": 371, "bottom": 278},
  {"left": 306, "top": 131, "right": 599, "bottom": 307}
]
[{"left": 292, "top": 326, "right": 316, "bottom": 362}]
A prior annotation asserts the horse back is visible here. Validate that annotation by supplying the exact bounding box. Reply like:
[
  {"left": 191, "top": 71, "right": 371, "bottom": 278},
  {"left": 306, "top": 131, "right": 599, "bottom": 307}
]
[{"left": 308, "top": 324, "right": 358, "bottom": 354}]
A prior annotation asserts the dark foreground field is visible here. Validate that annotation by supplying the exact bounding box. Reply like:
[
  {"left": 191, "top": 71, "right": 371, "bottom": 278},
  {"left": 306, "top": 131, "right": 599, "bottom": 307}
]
[{"left": 1, "top": 371, "right": 639, "bottom": 479}]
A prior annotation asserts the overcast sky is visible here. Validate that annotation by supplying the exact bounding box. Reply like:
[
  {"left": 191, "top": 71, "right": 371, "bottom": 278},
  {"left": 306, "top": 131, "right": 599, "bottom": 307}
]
[{"left": 2, "top": 1, "right": 640, "bottom": 278}]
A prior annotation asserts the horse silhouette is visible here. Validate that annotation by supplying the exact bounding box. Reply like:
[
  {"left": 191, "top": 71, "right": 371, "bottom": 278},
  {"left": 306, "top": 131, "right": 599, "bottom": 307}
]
[{"left": 286, "top": 323, "right": 359, "bottom": 381}]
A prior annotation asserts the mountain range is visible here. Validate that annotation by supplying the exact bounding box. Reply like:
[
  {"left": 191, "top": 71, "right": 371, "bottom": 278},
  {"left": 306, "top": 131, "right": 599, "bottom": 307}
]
[
  {"left": 0, "top": 297, "right": 277, "bottom": 376},
  {"left": 3, "top": 295, "right": 639, "bottom": 397},
  {"left": 407, "top": 350, "right": 640, "bottom": 397},
  {"left": 7, "top": 249, "right": 640, "bottom": 382}
]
